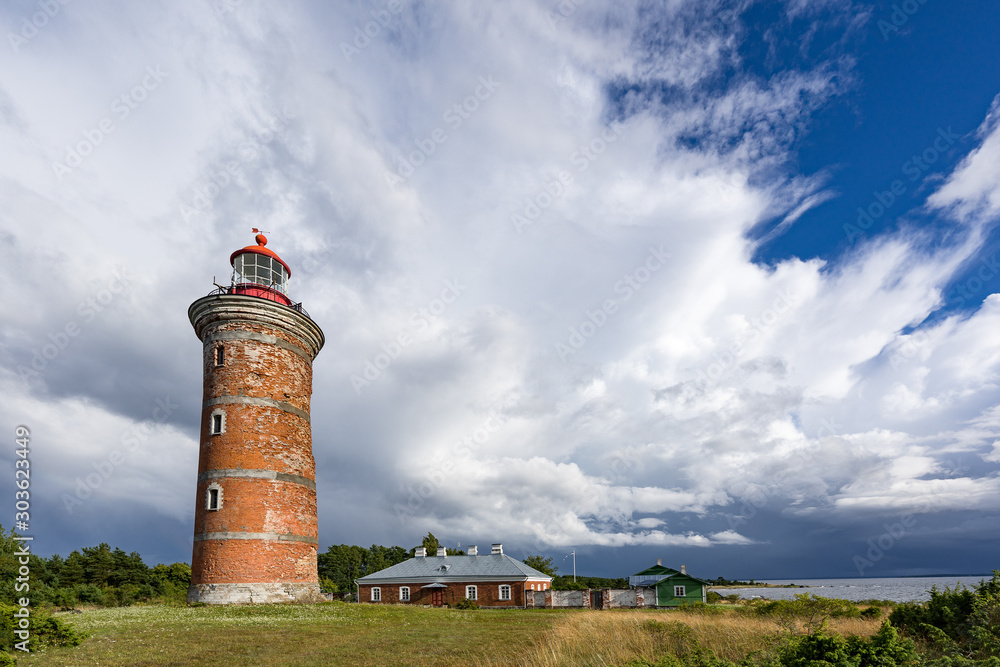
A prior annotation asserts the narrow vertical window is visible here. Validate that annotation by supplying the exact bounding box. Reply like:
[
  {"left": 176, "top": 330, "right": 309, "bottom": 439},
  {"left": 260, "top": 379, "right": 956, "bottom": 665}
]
[
  {"left": 206, "top": 483, "right": 223, "bottom": 511},
  {"left": 215, "top": 345, "right": 224, "bottom": 366},
  {"left": 499, "top": 585, "right": 511, "bottom": 601},
  {"left": 371, "top": 587, "right": 381, "bottom": 602},
  {"left": 212, "top": 414, "right": 223, "bottom": 434},
  {"left": 400, "top": 586, "right": 410, "bottom": 602},
  {"left": 466, "top": 585, "right": 477, "bottom": 601}
]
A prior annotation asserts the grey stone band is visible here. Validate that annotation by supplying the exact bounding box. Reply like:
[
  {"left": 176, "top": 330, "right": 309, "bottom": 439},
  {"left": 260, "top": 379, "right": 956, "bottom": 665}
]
[
  {"left": 203, "top": 395, "right": 310, "bottom": 422},
  {"left": 194, "top": 531, "right": 318, "bottom": 545},
  {"left": 204, "top": 330, "right": 311, "bottom": 363},
  {"left": 189, "top": 294, "right": 325, "bottom": 358},
  {"left": 188, "top": 582, "right": 324, "bottom": 605},
  {"left": 198, "top": 468, "right": 316, "bottom": 491}
]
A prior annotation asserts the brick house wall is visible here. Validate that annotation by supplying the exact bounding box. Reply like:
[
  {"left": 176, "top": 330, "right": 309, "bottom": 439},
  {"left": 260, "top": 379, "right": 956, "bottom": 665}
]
[{"left": 359, "top": 581, "right": 533, "bottom": 608}]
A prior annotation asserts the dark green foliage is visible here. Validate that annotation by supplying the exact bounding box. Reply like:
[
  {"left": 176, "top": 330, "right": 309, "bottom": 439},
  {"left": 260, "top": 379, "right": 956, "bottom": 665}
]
[
  {"left": 421, "top": 532, "right": 441, "bottom": 555},
  {"left": 522, "top": 555, "right": 558, "bottom": 577},
  {"left": 889, "top": 571, "right": 1000, "bottom": 659},
  {"left": 861, "top": 606, "right": 883, "bottom": 620},
  {"left": 778, "top": 621, "right": 919, "bottom": 667},
  {"left": 0, "top": 602, "right": 86, "bottom": 654},
  {"left": 453, "top": 597, "right": 479, "bottom": 610},
  {"left": 626, "top": 620, "right": 919, "bottom": 667},
  {"left": 753, "top": 594, "right": 861, "bottom": 633},
  {"left": 0, "top": 524, "right": 190, "bottom": 609},
  {"left": 417, "top": 533, "right": 463, "bottom": 556},
  {"left": 551, "top": 575, "right": 629, "bottom": 590},
  {"left": 921, "top": 658, "right": 1000, "bottom": 667},
  {"left": 317, "top": 543, "right": 410, "bottom": 596},
  {"left": 705, "top": 576, "right": 756, "bottom": 586},
  {"left": 707, "top": 591, "right": 723, "bottom": 603}
]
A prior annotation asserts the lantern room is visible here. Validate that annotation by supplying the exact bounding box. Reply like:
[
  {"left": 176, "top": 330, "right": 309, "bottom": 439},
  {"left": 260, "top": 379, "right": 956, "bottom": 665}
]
[{"left": 229, "top": 232, "right": 293, "bottom": 306}]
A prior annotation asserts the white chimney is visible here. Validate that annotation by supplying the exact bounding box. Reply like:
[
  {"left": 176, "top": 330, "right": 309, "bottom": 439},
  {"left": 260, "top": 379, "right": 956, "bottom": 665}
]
[
  {"left": 468, "top": 545, "right": 478, "bottom": 556},
  {"left": 491, "top": 543, "right": 503, "bottom": 555},
  {"left": 415, "top": 547, "right": 426, "bottom": 558},
  {"left": 657, "top": 558, "right": 662, "bottom": 566},
  {"left": 437, "top": 547, "right": 447, "bottom": 557},
  {"left": 681, "top": 564, "right": 686, "bottom": 575}
]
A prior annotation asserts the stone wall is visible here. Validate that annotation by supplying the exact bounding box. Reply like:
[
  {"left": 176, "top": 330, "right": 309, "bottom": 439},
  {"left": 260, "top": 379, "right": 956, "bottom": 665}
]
[{"left": 528, "top": 587, "right": 655, "bottom": 609}]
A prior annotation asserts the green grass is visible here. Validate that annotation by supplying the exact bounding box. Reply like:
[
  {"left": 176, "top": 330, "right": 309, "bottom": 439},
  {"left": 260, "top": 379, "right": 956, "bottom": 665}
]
[{"left": 16, "top": 602, "right": 560, "bottom": 666}]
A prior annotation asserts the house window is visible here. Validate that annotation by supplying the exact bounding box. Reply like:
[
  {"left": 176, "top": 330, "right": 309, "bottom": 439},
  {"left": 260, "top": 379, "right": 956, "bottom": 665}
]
[
  {"left": 400, "top": 587, "right": 410, "bottom": 602},
  {"left": 674, "top": 585, "right": 686, "bottom": 597},
  {"left": 530, "top": 583, "right": 535, "bottom": 591},
  {"left": 210, "top": 409, "right": 225, "bottom": 435},
  {"left": 499, "top": 585, "right": 511, "bottom": 601},
  {"left": 205, "top": 483, "right": 223, "bottom": 511},
  {"left": 466, "top": 585, "right": 477, "bottom": 601},
  {"left": 215, "top": 345, "right": 224, "bottom": 366},
  {"left": 371, "top": 587, "right": 381, "bottom": 602}
]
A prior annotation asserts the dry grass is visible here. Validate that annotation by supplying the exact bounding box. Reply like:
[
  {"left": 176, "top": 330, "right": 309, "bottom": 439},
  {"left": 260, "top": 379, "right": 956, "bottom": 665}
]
[
  {"left": 15, "top": 602, "right": 890, "bottom": 667},
  {"left": 475, "top": 608, "right": 886, "bottom": 667}
]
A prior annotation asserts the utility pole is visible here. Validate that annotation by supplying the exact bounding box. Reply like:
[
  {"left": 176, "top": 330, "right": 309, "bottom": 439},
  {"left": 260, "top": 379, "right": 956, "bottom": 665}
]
[{"left": 564, "top": 551, "right": 576, "bottom": 582}]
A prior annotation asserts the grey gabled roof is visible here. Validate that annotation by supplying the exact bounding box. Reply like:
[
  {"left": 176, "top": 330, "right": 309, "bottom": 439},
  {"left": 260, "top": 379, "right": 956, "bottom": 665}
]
[
  {"left": 629, "top": 572, "right": 711, "bottom": 587},
  {"left": 356, "top": 554, "right": 553, "bottom": 584}
]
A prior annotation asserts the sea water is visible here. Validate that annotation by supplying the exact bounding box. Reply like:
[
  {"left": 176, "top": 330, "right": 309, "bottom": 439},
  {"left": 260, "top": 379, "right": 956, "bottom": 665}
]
[{"left": 720, "top": 575, "right": 993, "bottom": 603}]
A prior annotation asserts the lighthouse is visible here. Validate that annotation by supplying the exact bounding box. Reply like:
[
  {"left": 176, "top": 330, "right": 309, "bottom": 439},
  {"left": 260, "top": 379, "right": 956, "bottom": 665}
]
[{"left": 187, "top": 231, "right": 325, "bottom": 604}]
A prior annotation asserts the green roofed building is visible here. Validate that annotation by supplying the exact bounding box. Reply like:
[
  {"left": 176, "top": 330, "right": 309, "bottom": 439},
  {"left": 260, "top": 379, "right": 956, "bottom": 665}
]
[{"left": 629, "top": 561, "right": 709, "bottom": 607}]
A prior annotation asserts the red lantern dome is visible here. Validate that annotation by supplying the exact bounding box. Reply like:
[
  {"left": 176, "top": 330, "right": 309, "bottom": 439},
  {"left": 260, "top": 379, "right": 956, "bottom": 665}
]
[{"left": 228, "top": 230, "right": 293, "bottom": 306}]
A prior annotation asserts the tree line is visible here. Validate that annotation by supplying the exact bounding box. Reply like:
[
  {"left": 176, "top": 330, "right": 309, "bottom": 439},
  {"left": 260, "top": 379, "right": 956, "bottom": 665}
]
[
  {"left": 0, "top": 526, "right": 190, "bottom": 609},
  {"left": 4, "top": 525, "right": 632, "bottom": 607}
]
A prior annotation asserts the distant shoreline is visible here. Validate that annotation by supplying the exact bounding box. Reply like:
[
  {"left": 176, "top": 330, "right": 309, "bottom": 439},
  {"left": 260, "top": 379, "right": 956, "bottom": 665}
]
[{"left": 709, "top": 583, "right": 810, "bottom": 589}]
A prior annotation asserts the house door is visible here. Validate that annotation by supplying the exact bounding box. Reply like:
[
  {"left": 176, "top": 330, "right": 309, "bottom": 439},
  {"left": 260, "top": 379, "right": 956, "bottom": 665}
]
[
  {"left": 432, "top": 590, "right": 443, "bottom": 607},
  {"left": 591, "top": 591, "right": 603, "bottom": 609}
]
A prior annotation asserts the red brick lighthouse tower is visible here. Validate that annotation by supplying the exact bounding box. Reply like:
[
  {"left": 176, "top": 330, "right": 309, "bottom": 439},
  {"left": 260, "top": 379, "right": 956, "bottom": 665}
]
[{"left": 187, "top": 231, "right": 325, "bottom": 604}]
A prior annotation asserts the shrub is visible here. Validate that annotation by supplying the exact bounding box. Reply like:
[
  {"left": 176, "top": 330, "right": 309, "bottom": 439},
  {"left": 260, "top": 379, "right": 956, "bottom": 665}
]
[
  {"left": 453, "top": 597, "right": 479, "bottom": 610},
  {"left": 775, "top": 621, "right": 918, "bottom": 667},
  {"left": 0, "top": 602, "right": 86, "bottom": 654},
  {"left": 73, "top": 584, "right": 107, "bottom": 606},
  {"left": 861, "top": 606, "right": 882, "bottom": 619},
  {"left": 889, "top": 571, "right": 1000, "bottom": 658},
  {"left": 755, "top": 594, "right": 860, "bottom": 634},
  {"left": 706, "top": 591, "right": 723, "bottom": 603}
]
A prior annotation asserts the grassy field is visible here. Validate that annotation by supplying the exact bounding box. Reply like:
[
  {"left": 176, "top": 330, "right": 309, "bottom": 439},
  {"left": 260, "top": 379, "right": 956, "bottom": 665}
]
[{"left": 16, "top": 602, "right": 888, "bottom": 667}]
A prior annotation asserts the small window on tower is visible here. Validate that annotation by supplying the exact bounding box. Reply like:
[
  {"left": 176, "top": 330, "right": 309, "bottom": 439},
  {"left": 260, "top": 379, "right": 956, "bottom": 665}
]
[
  {"left": 206, "top": 483, "right": 223, "bottom": 511},
  {"left": 212, "top": 413, "right": 223, "bottom": 435},
  {"left": 215, "top": 345, "right": 224, "bottom": 366}
]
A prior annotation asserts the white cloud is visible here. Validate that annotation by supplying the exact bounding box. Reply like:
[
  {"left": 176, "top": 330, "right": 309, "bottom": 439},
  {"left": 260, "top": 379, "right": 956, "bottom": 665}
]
[{"left": 1, "top": 1, "right": 998, "bottom": 569}]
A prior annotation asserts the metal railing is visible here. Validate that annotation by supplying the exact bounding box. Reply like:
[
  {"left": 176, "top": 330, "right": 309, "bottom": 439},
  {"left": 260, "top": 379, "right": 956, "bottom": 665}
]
[{"left": 205, "top": 285, "right": 312, "bottom": 319}]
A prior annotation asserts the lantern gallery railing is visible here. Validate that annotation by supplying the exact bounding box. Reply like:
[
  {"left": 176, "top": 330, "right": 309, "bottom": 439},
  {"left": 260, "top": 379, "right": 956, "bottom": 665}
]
[{"left": 205, "top": 285, "right": 311, "bottom": 319}]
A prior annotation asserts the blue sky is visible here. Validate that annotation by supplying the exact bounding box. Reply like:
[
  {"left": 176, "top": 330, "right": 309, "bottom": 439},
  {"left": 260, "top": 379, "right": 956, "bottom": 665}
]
[{"left": 2, "top": 0, "right": 1000, "bottom": 581}]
